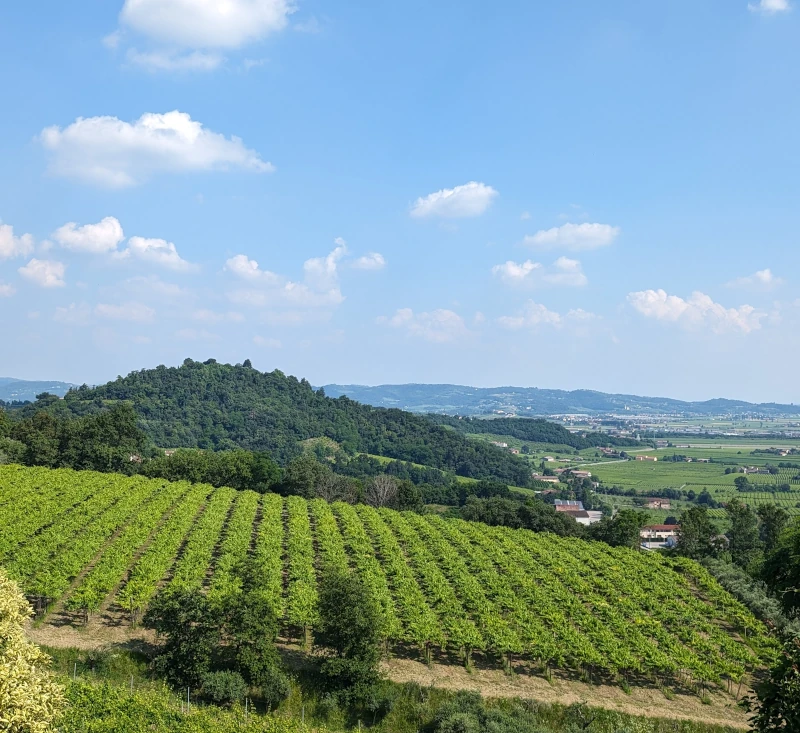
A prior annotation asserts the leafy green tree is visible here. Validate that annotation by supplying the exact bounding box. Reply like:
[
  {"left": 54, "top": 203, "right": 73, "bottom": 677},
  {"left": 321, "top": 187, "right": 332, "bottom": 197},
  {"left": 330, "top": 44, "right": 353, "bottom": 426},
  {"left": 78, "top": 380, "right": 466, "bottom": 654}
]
[
  {"left": 200, "top": 670, "right": 247, "bottom": 706},
  {"left": 734, "top": 475, "right": 751, "bottom": 492},
  {"left": 143, "top": 587, "right": 221, "bottom": 688},
  {"left": 761, "top": 519, "right": 800, "bottom": 617},
  {"left": 758, "top": 504, "right": 789, "bottom": 554},
  {"left": 281, "top": 454, "right": 328, "bottom": 498},
  {"left": 726, "top": 499, "right": 761, "bottom": 569},
  {"left": 588, "top": 509, "right": 648, "bottom": 550},
  {"left": 396, "top": 480, "right": 423, "bottom": 512},
  {"left": 0, "top": 567, "right": 64, "bottom": 732},
  {"left": 676, "top": 506, "right": 717, "bottom": 560},
  {"left": 315, "top": 571, "right": 383, "bottom": 696},
  {"left": 750, "top": 636, "right": 800, "bottom": 732}
]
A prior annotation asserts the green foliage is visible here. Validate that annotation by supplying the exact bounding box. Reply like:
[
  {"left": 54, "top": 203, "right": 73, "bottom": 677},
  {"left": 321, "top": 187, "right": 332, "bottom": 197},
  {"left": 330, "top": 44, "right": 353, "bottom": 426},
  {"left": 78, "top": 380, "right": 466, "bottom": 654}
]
[
  {"left": 676, "top": 507, "right": 718, "bottom": 560},
  {"left": 49, "top": 360, "right": 532, "bottom": 484},
  {"left": 588, "top": 509, "right": 648, "bottom": 549},
  {"left": 144, "top": 587, "right": 221, "bottom": 689},
  {"left": 8, "top": 403, "right": 148, "bottom": 474},
  {"left": 761, "top": 518, "right": 800, "bottom": 618},
  {"left": 757, "top": 504, "right": 789, "bottom": 554},
  {"left": 142, "top": 449, "right": 281, "bottom": 493},
  {"left": 200, "top": 670, "right": 248, "bottom": 706},
  {"left": 459, "top": 496, "right": 585, "bottom": 537},
  {"left": 726, "top": 499, "right": 761, "bottom": 570},
  {"left": 315, "top": 571, "right": 383, "bottom": 696},
  {"left": 750, "top": 636, "right": 800, "bottom": 732},
  {"left": 429, "top": 415, "right": 642, "bottom": 450}
]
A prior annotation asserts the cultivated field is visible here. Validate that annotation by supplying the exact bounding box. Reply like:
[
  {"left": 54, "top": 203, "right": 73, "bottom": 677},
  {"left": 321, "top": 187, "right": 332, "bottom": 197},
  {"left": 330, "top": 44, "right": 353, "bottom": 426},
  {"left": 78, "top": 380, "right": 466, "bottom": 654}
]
[{"left": 0, "top": 465, "right": 776, "bottom": 691}]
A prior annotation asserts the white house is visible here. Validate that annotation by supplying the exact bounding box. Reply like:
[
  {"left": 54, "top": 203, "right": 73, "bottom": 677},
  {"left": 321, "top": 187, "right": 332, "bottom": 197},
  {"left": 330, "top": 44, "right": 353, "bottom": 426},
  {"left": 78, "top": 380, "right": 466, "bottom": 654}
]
[{"left": 640, "top": 524, "right": 679, "bottom": 550}]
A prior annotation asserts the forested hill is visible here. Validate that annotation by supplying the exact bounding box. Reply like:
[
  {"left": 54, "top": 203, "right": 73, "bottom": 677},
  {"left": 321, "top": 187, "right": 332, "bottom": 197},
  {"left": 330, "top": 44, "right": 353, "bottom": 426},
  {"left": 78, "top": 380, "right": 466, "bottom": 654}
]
[
  {"left": 47, "top": 359, "right": 532, "bottom": 485},
  {"left": 323, "top": 383, "right": 800, "bottom": 416},
  {"left": 429, "top": 415, "right": 642, "bottom": 449}
]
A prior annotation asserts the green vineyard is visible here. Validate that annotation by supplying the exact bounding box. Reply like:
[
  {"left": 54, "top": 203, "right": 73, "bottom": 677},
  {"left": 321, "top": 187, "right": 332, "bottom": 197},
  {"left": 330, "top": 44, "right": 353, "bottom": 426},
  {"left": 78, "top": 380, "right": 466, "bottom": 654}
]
[{"left": 0, "top": 465, "right": 777, "bottom": 688}]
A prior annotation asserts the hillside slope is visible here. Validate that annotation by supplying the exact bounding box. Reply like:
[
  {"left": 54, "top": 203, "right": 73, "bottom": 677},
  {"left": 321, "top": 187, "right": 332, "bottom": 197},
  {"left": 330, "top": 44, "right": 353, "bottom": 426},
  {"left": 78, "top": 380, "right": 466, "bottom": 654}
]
[
  {"left": 53, "top": 359, "right": 531, "bottom": 484},
  {"left": 0, "top": 377, "right": 75, "bottom": 402},
  {"left": 323, "top": 383, "right": 800, "bottom": 416},
  {"left": 1, "top": 465, "right": 775, "bottom": 689}
]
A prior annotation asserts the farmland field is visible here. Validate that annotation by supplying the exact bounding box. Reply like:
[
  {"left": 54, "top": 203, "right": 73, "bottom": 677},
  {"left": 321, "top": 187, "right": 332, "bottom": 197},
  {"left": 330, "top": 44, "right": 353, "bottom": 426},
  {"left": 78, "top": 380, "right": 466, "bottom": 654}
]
[{"left": 0, "top": 464, "right": 778, "bottom": 689}]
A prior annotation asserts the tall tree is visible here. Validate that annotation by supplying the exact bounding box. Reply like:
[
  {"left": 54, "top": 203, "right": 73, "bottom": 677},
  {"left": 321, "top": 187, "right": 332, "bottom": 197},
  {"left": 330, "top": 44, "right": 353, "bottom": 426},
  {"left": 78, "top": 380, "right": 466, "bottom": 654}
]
[
  {"left": 726, "top": 499, "right": 761, "bottom": 570},
  {"left": 676, "top": 506, "right": 717, "bottom": 560},
  {"left": 588, "top": 509, "right": 648, "bottom": 550},
  {"left": 750, "top": 636, "right": 800, "bottom": 732},
  {"left": 761, "top": 519, "right": 800, "bottom": 618},
  {"left": 365, "top": 474, "right": 399, "bottom": 508},
  {"left": 758, "top": 504, "right": 789, "bottom": 555},
  {"left": 315, "top": 571, "right": 383, "bottom": 696}
]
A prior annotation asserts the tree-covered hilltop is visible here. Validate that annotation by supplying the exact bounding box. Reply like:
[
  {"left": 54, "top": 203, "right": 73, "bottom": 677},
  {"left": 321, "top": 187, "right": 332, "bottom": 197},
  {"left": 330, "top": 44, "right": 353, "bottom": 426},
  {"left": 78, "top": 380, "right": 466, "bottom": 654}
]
[
  {"left": 428, "top": 414, "right": 643, "bottom": 449},
  {"left": 34, "top": 359, "right": 532, "bottom": 485}
]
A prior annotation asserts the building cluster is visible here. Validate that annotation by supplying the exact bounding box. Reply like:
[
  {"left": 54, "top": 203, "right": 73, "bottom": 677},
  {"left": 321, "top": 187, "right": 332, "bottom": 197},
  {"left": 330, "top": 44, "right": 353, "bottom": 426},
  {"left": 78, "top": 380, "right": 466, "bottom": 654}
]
[
  {"left": 553, "top": 499, "right": 603, "bottom": 526},
  {"left": 639, "top": 524, "right": 679, "bottom": 550}
]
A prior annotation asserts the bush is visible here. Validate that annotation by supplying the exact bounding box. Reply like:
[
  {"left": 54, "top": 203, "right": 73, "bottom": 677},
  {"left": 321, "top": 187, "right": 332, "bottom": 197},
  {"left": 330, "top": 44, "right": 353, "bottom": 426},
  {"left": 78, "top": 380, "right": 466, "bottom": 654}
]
[{"left": 200, "top": 670, "right": 247, "bottom": 706}]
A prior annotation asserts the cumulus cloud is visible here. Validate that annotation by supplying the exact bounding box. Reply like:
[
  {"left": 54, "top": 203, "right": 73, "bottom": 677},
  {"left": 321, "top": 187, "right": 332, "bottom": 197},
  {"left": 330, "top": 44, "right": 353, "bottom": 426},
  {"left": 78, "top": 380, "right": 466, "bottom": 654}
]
[
  {"left": 18, "top": 259, "right": 66, "bottom": 288},
  {"left": 748, "top": 0, "right": 791, "bottom": 14},
  {"left": 497, "top": 301, "right": 564, "bottom": 330},
  {"left": 95, "top": 301, "right": 156, "bottom": 323},
  {"left": 726, "top": 268, "right": 784, "bottom": 290},
  {"left": 410, "top": 182, "right": 498, "bottom": 219},
  {"left": 544, "top": 257, "right": 588, "bottom": 287},
  {"left": 0, "top": 283, "right": 15, "bottom": 297},
  {"left": 126, "top": 49, "right": 224, "bottom": 71},
  {"left": 226, "top": 241, "right": 351, "bottom": 311},
  {"left": 53, "top": 216, "right": 125, "bottom": 253},
  {"left": 116, "top": 236, "right": 197, "bottom": 272},
  {"left": 0, "top": 223, "right": 34, "bottom": 260},
  {"left": 523, "top": 222, "right": 619, "bottom": 251},
  {"left": 627, "top": 289, "right": 764, "bottom": 334},
  {"left": 491, "top": 257, "right": 587, "bottom": 287},
  {"left": 119, "top": 0, "right": 294, "bottom": 49},
  {"left": 39, "top": 111, "right": 273, "bottom": 187},
  {"left": 377, "top": 308, "right": 470, "bottom": 343},
  {"left": 352, "top": 252, "right": 386, "bottom": 271}
]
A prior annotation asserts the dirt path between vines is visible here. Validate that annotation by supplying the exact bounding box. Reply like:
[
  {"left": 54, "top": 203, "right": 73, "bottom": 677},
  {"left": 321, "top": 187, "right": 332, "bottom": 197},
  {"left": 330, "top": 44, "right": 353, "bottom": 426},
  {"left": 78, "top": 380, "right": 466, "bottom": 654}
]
[{"left": 28, "top": 620, "right": 750, "bottom": 730}]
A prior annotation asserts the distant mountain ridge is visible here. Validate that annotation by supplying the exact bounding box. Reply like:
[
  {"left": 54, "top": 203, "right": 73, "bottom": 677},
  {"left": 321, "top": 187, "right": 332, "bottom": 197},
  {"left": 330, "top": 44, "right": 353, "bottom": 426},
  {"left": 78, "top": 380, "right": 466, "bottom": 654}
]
[
  {"left": 321, "top": 383, "right": 800, "bottom": 416},
  {"left": 0, "top": 377, "right": 75, "bottom": 403}
]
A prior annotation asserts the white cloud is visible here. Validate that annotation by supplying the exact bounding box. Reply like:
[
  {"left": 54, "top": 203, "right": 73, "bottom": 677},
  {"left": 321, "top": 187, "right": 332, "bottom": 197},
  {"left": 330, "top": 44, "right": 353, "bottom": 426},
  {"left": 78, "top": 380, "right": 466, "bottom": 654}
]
[
  {"left": 18, "top": 259, "right": 66, "bottom": 288},
  {"left": 524, "top": 222, "right": 620, "bottom": 251},
  {"left": 39, "top": 111, "right": 273, "bottom": 187},
  {"left": 491, "top": 259, "right": 542, "bottom": 285},
  {"left": 192, "top": 309, "right": 244, "bottom": 324},
  {"left": 726, "top": 268, "right": 784, "bottom": 290},
  {"left": 253, "top": 335, "right": 282, "bottom": 348},
  {"left": 126, "top": 49, "right": 224, "bottom": 71},
  {"left": 116, "top": 236, "right": 197, "bottom": 272},
  {"left": 748, "top": 0, "right": 791, "bottom": 14},
  {"left": 176, "top": 328, "right": 219, "bottom": 341},
  {"left": 54, "top": 303, "right": 92, "bottom": 325},
  {"left": 497, "top": 301, "right": 563, "bottom": 330},
  {"left": 520, "top": 211, "right": 531, "bottom": 221},
  {"left": 627, "top": 289, "right": 764, "bottom": 333},
  {"left": 95, "top": 301, "right": 156, "bottom": 323},
  {"left": 224, "top": 254, "right": 281, "bottom": 283},
  {"left": 226, "top": 242, "right": 347, "bottom": 310},
  {"left": 410, "top": 182, "right": 498, "bottom": 219},
  {"left": 53, "top": 216, "right": 125, "bottom": 253},
  {"left": 377, "top": 308, "right": 470, "bottom": 343},
  {"left": 352, "top": 252, "right": 386, "bottom": 271},
  {"left": 544, "top": 257, "right": 588, "bottom": 287},
  {"left": 491, "top": 257, "right": 587, "bottom": 287},
  {"left": 0, "top": 283, "right": 15, "bottom": 297},
  {"left": 119, "top": 0, "right": 294, "bottom": 49},
  {"left": 0, "top": 223, "right": 34, "bottom": 260}
]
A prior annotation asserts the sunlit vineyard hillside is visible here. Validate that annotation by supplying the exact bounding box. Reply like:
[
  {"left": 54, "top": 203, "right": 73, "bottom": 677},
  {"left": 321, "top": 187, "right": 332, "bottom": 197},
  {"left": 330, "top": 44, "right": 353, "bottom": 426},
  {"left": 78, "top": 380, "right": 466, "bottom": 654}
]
[{"left": 0, "top": 465, "right": 777, "bottom": 690}]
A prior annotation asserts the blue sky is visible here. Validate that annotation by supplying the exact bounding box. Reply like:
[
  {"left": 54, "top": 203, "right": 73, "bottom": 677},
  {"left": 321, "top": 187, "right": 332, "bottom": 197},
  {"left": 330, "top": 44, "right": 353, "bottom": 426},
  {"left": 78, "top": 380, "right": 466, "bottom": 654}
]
[{"left": 1, "top": 0, "right": 799, "bottom": 402}]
